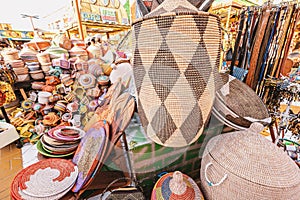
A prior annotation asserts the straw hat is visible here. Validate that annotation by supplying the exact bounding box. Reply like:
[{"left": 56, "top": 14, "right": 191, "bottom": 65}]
[
  {"left": 132, "top": 0, "right": 221, "bottom": 147},
  {"left": 151, "top": 171, "right": 204, "bottom": 199},
  {"left": 200, "top": 123, "right": 300, "bottom": 199}
]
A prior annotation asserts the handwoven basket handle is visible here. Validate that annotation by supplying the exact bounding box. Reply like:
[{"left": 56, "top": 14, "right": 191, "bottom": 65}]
[{"left": 204, "top": 163, "right": 228, "bottom": 187}]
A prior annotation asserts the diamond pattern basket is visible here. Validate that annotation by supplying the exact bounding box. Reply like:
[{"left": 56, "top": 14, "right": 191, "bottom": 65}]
[{"left": 132, "top": 0, "right": 221, "bottom": 147}]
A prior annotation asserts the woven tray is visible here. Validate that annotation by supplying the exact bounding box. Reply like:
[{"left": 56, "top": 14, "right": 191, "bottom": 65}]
[
  {"left": 13, "top": 158, "right": 78, "bottom": 198},
  {"left": 72, "top": 121, "right": 109, "bottom": 192}
]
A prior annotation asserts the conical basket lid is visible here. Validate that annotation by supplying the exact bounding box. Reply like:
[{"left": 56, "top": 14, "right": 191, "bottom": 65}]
[
  {"left": 205, "top": 123, "right": 300, "bottom": 188},
  {"left": 145, "top": 0, "right": 199, "bottom": 19}
]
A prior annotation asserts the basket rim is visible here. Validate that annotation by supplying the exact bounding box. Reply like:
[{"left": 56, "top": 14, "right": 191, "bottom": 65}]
[{"left": 132, "top": 11, "right": 220, "bottom": 25}]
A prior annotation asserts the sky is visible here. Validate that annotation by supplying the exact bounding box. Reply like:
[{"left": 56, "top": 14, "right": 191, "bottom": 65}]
[{"left": 0, "top": 0, "right": 128, "bottom": 31}]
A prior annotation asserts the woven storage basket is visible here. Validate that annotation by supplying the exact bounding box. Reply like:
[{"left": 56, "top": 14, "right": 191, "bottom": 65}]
[
  {"left": 212, "top": 73, "right": 271, "bottom": 130},
  {"left": 151, "top": 171, "right": 204, "bottom": 199},
  {"left": 200, "top": 123, "right": 300, "bottom": 200},
  {"left": 132, "top": 0, "right": 221, "bottom": 147}
]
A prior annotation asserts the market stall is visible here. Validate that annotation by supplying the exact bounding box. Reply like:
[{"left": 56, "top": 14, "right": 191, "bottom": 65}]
[{"left": 1, "top": 0, "right": 299, "bottom": 200}]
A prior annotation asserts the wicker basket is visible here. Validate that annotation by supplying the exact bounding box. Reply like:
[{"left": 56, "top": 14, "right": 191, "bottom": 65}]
[
  {"left": 151, "top": 171, "right": 204, "bottom": 200},
  {"left": 200, "top": 123, "right": 300, "bottom": 200},
  {"left": 212, "top": 73, "right": 271, "bottom": 130},
  {"left": 132, "top": 0, "right": 221, "bottom": 147}
]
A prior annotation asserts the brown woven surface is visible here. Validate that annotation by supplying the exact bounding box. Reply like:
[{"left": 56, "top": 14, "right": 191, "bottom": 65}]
[
  {"left": 133, "top": 0, "right": 221, "bottom": 147},
  {"left": 200, "top": 123, "right": 300, "bottom": 199},
  {"left": 213, "top": 73, "right": 270, "bottom": 129}
]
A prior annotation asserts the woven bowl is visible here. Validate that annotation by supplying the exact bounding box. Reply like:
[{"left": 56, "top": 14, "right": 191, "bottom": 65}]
[
  {"left": 2, "top": 49, "right": 19, "bottom": 61},
  {"left": 29, "top": 70, "right": 44, "bottom": 80},
  {"left": 132, "top": 0, "right": 221, "bottom": 147},
  {"left": 7, "top": 60, "right": 24, "bottom": 68},
  {"left": 13, "top": 67, "right": 29, "bottom": 75},
  {"left": 200, "top": 123, "right": 300, "bottom": 200},
  {"left": 37, "top": 52, "right": 51, "bottom": 64},
  {"left": 212, "top": 73, "right": 271, "bottom": 130},
  {"left": 151, "top": 171, "right": 204, "bottom": 200}
]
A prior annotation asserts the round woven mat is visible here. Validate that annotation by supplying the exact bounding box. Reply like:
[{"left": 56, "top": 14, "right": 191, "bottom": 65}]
[
  {"left": 72, "top": 121, "right": 107, "bottom": 192},
  {"left": 12, "top": 158, "right": 78, "bottom": 198}
]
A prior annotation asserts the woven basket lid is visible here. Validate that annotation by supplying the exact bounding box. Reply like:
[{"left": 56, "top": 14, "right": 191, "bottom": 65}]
[
  {"left": 151, "top": 171, "right": 204, "bottom": 200},
  {"left": 136, "top": 0, "right": 205, "bottom": 22},
  {"left": 205, "top": 123, "right": 300, "bottom": 188},
  {"left": 18, "top": 158, "right": 78, "bottom": 198},
  {"left": 213, "top": 73, "right": 271, "bottom": 129}
]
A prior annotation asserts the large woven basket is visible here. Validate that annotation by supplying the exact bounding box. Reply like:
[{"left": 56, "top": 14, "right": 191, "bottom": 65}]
[
  {"left": 132, "top": 0, "right": 221, "bottom": 147},
  {"left": 200, "top": 123, "right": 300, "bottom": 200},
  {"left": 212, "top": 73, "right": 271, "bottom": 130}
]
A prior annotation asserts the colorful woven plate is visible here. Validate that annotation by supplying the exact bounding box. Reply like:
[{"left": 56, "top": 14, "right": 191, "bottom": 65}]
[
  {"left": 36, "top": 140, "right": 75, "bottom": 158},
  {"left": 48, "top": 126, "right": 85, "bottom": 142},
  {"left": 16, "top": 158, "right": 78, "bottom": 198},
  {"left": 72, "top": 121, "right": 108, "bottom": 192}
]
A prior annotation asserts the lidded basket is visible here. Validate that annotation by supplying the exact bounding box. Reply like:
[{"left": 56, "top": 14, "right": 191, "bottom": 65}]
[
  {"left": 200, "top": 123, "right": 300, "bottom": 200},
  {"left": 132, "top": 0, "right": 221, "bottom": 147},
  {"left": 151, "top": 171, "right": 204, "bottom": 200}
]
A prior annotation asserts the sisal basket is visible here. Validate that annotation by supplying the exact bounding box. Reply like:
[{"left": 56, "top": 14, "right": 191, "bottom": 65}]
[
  {"left": 200, "top": 123, "right": 300, "bottom": 200},
  {"left": 132, "top": 0, "right": 221, "bottom": 147},
  {"left": 212, "top": 73, "right": 271, "bottom": 130},
  {"left": 151, "top": 171, "right": 204, "bottom": 200}
]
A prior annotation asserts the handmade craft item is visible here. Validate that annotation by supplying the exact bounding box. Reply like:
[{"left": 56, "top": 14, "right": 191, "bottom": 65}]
[
  {"left": 11, "top": 158, "right": 78, "bottom": 199},
  {"left": 200, "top": 123, "right": 300, "bottom": 199},
  {"left": 151, "top": 171, "right": 204, "bottom": 200},
  {"left": 212, "top": 73, "right": 271, "bottom": 130},
  {"left": 132, "top": 0, "right": 221, "bottom": 147},
  {"left": 72, "top": 121, "right": 109, "bottom": 192}
]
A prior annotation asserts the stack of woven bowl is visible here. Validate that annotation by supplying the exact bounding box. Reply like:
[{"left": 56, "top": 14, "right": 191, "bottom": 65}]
[
  {"left": 68, "top": 44, "right": 89, "bottom": 61},
  {"left": 37, "top": 52, "right": 52, "bottom": 75},
  {"left": 27, "top": 61, "right": 44, "bottom": 80},
  {"left": 2, "top": 49, "right": 30, "bottom": 82},
  {"left": 212, "top": 73, "right": 271, "bottom": 130},
  {"left": 37, "top": 126, "right": 85, "bottom": 157},
  {"left": 10, "top": 158, "right": 78, "bottom": 199}
]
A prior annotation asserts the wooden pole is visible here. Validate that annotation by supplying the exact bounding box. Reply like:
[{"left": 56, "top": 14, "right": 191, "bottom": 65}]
[{"left": 73, "top": 0, "right": 85, "bottom": 40}]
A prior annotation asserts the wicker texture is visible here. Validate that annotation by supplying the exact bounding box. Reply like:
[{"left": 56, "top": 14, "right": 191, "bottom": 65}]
[
  {"left": 151, "top": 171, "right": 204, "bottom": 200},
  {"left": 212, "top": 73, "right": 271, "bottom": 130},
  {"left": 72, "top": 122, "right": 108, "bottom": 192},
  {"left": 200, "top": 123, "right": 300, "bottom": 200},
  {"left": 11, "top": 158, "right": 78, "bottom": 199},
  {"left": 132, "top": 0, "right": 221, "bottom": 147}
]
